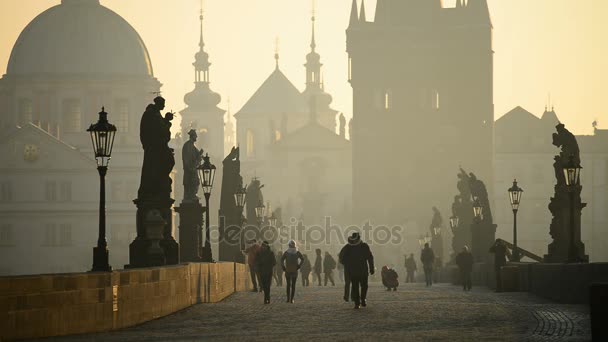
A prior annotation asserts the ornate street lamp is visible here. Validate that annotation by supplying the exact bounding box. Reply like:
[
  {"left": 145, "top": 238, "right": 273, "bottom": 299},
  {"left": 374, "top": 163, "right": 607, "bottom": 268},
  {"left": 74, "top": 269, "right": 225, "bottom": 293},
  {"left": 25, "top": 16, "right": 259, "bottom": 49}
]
[
  {"left": 198, "top": 153, "right": 216, "bottom": 262},
  {"left": 268, "top": 211, "right": 278, "bottom": 228},
  {"left": 563, "top": 155, "right": 582, "bottom": 263},
  {"left": 472, "top": 197, "right": 483, "bottom": 221},
  {"left": 508, "top": 179, "right": 524, "bottom": 262},
  {"left": 449, "top": 215, "right": 459, "bottom": 234},
  {"left": 255, "top": 204, "right": 266, "bottom": 223},
  {"left": 234, "top": 184, "right": 247, "bottom": 252},
  {"left": 87, "top": 107, "right": 116, "bottom": 272},
  {"left": 433, "top": 227, "right": 442, "bottom": 236}
]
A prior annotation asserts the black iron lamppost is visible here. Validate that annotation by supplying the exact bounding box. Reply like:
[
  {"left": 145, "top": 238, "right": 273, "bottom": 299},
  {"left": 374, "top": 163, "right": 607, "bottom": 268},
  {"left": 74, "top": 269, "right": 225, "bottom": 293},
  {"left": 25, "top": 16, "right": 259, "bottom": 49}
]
[
  {"left": 255, "top": 203, "right": 266, "bottom": 225},
  {"left": 508, "top": 179, "right": 524, "bottom": 262},
  {"left": 471, "top": 197, "right": 483, "bottom": 262},
  {"left": 472, "top": 197, "right": 483, "bottom": 221},
  {"left": 198, "top": 153, "right": 216, "bottom": 262},
  {"left": 563, "top": 155, "right": 582, "bottom": 263},
  {"left": 449, "top": 215, "right": 459, "bottom": 234},
  {"left": 234, "top": 184, "right": 247, "bottom": 251},
  {"left": 87, "top": 107, "right": 116, "bottom": 272},
  {"left": 268, "top": 211, "right": 279, "bottom": 244},
  {"left": 433, "top": 227, "right": 442, "bottom": 236}
]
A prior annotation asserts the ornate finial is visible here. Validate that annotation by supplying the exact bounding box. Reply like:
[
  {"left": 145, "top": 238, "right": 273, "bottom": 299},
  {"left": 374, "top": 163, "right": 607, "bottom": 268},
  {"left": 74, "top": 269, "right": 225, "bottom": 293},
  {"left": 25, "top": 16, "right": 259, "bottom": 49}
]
[
  {"left": 311, "top": 0, "right": 317, "bottom": 51},
  {"left": 274, "top": 36, "right": 280, "bottom": 69},
  {"left": 199, "top": 0, "right": 205, "bottom": 48}
]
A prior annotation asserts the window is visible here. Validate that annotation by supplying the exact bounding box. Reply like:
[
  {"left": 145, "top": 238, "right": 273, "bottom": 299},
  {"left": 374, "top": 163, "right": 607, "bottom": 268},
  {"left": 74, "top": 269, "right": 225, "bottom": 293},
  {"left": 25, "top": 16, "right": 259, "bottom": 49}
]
[
  {"left": 0, "top": 224, "right": 14, "bottom": 246},
  {"left": 43, "top": 223, "right": 57, "bottom": 246},
  {"left": 18, "top": 99, "right": 33, "bottom": 126},
  {"left": 275, "top": 130, "right": 281, "bottom": 142},
  {"left": 45, "top": 181, "right": 57, "bottom": 202},
  {"left": 0, "top": 182, "right": 13, "bottom": 202},
  {"left": 62, "top": 99, "right": 81, "bottom": 133},
  {"left": 385, "top": 90, "right": 392, "bottom": 110},
  {"left": 348, "top": 57, "right": 352, "bottom": 82},
  {"left": 433, "top": 90, "right": 440, "bottom": 110},
  {"left": 246, "top": 129, "right": 255, "bottom": 157},
  {"left": 115, "top": 99, "right": 129, "bottom": 133},
  {"left": 59, "top": 224, "right": 72, "bottom": 246},
  {"left": 59, "top": 181, "right": 72, "bottom": 202}
]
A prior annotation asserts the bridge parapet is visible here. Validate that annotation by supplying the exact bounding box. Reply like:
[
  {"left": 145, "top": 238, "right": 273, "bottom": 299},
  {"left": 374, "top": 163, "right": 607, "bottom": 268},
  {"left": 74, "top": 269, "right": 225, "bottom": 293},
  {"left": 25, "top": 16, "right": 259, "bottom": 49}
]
[{"left": 0, "top": 262, "right": 251, "bottom": 341}]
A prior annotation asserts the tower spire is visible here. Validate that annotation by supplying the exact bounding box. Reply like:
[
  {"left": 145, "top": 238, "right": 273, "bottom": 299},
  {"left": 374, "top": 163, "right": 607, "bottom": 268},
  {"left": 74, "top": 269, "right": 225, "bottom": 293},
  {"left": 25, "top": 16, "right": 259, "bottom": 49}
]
[
  {"left": 199, "top": 0, "right": 204, "bottom": 48},
  {"left": 310, "top": 0, "right": 316, "bottom": 51},
  {"left": 359, "top": 0, "right": 367, "bottom": 22},
  {"left": 349, "top": 0, "right": 358, "bottom": 27},
  {"left": 274, "top": 36, "right": 280, "bottom": 70}
]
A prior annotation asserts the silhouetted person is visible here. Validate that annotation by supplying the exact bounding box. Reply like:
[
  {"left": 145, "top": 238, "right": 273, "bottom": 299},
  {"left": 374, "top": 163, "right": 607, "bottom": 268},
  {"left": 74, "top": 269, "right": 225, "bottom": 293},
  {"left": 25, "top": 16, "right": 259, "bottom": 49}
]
[
  {"left": 244, "top": 240, "right": 261, "bottom": 292},
  {"left": 490, "top": 239, "right": 512, "bottom": 292},
  {"left": 341, "top": 233, "right": 375, "bottom": 309},
  {"left": 281, "top": 240, "right": 304, "bottom": 303},
  {"left": 420, "top": 243, "right": 435, "bottom": 287},
  {"left": 337, "top": 255, "right": 345, "bottom": 283},
  {"left": 339, "top": 237, "right": 353, "bottom": 302},
  {"left": 381, "top": 266, "right": 399, "bottom": 291},
  {"left": 405, "top": 253, "right": 417, "bottom": 283},
  {"left": 274, "top": 251, "right": 283, "bottom": 286},
  {"left": 323, "top": 251, "right": 336, "bottom": 286},
  {"left": 314, "top": 248, "right": 323, "bottom": 286},
  {"left": 456, "top": 246, "right": 474, "bottom": 291},
  {"left": 255, "top": 241, "right": 276, "bottom": 304},
  {"left": 138, "top": 96, "right": 175, "bottom": 200},
  {"left": 181, "top": 129, "right": 204, "bottom": 202},
  {"left": 300, "top": 254, "right": 311, "bottom": 287}
]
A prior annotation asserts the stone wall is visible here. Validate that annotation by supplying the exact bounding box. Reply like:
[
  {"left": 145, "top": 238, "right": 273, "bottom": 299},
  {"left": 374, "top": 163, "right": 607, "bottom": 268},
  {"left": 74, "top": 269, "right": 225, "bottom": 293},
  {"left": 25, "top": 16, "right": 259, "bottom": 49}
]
[
  {"left": 0, "top": 262, "right": 251, "bottom": 340},
  {"left": 500, "top": 262, "right": 608, "bottom": 304}
]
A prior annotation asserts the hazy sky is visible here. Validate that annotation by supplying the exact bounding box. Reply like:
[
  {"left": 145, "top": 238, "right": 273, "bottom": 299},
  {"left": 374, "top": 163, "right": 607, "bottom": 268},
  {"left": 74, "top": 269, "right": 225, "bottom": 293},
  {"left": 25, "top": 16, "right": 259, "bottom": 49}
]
[{"left": 0, "top": 0, "right": 606, "bottom": 135}]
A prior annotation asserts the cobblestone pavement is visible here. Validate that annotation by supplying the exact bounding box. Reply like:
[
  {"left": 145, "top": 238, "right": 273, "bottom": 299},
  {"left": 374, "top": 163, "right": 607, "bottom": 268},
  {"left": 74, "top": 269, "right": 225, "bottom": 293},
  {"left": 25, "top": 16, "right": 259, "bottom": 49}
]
[{"left": 42, "top": 283, "right": 590, "bottom": 342}]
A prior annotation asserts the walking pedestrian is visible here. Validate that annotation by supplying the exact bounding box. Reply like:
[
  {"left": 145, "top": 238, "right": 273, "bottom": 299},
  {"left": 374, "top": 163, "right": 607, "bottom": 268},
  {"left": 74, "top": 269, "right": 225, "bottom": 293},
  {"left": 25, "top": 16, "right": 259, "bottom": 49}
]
[
  {"left": 339, "top": 239, "right": 352, "bottom": 302},
  {"left": 323, "top": 251, "right": 336, "bottom": 286},
  {"left": 341, "top": 232, "right": 375, "bottom": 309},
  {"left": 490, "top": 239, "right": 511, "bottom": 292},
  {"left": 314, "top": 248, "right": 323, "bottom": 286},
  {"left": 337, "top": 254, "right": 344, "bottom": 283},
  {"left": 420, "top": 243, "right": 435, "bottom": 287},
  {"left": 300, "top": 254, "right": 311, "bottom": 287},
  {"left": 244, "top": 239, "right": 261, "bottom": 292},
  {"left": 275, "top": 250, "right": 283, "bottom": 286},
  {"left": 281, "top": 240, "right": 304, "bottom": 303},
  {"left": 404, "top": 253, "right": 417, "bottom": 283},
  {"left": 456, "top": 246, "right": 474, "bottom": 291},
  {"left": 255, "top": 241, "right": 276, "bottom": 304}
]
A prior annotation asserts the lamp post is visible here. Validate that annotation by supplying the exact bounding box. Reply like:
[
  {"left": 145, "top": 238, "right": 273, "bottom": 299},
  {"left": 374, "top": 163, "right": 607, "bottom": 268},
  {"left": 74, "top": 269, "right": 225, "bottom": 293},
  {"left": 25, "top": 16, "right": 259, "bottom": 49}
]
[
  {"left": 471, "top": 197, "right": 483, "bottom": 262},
  {"left": 508, "top": 179, "right": 524, "bottom": 262},
  {"left": 87, "top": 107, "right": 116, "bottom": 272},
  {"left": 234, "top": 184, "right": 247, "bottom": 251},
  {"left": 268, "top": 211, "right": 279, "bottom": 245},
  {"left": 255, "top": 203, "right": 266, "bottom": 242},
  {"left": 449, "top": 215, "right": 459, "bottom": 234},
  {"left": 472, "top": 197, "right": 483, "bottom": 222},
  {"left": 563, "top": 155, "right": 582, "bottom": 263},
  {"left": 198, "top": 153, "right": 216, "bottom": 262}
]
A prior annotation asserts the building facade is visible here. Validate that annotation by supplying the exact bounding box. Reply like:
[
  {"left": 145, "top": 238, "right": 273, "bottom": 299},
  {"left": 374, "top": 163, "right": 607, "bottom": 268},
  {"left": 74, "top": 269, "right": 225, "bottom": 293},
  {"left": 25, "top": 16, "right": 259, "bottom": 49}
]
[{"left": 0, "top": 0, "right": 162, "bottom": 275}]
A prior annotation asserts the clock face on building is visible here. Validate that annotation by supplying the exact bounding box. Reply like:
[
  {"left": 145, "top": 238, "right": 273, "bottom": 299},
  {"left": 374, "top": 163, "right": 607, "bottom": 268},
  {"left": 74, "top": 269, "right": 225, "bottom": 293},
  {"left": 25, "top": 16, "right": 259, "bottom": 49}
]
[{"left": 24, "top": 144, "right": 39, "bottom": 162}]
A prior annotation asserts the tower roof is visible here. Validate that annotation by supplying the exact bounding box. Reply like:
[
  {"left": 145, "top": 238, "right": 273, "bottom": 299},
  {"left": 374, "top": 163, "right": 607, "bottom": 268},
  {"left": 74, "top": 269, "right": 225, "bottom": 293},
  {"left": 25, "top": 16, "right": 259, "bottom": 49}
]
[
  {"left": 235, "top": 68, "right": 307, "bottom": 117},
  {"left": 7, "top": 0, "right": 153, "bottom": 76}
]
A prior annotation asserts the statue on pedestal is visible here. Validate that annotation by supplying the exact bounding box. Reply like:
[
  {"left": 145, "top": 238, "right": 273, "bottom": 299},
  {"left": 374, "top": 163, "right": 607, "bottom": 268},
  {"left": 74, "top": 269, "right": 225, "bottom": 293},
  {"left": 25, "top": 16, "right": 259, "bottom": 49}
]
[
  {"left": 182, "top": 129, "right": 205, "bottom": 203},
  {"left": 218, "top": 147, "right": 245, "bottom": 262}
]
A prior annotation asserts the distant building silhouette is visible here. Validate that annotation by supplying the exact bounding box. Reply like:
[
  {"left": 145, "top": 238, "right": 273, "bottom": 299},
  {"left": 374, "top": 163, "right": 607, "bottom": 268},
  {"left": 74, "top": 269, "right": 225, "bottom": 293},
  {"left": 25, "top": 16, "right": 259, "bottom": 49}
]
[
  {"left": 347, "top": 0, "right": 494, "bottom": 225},
  {"left": 0, "top": 0, "right": 162, "bottom": 275}
]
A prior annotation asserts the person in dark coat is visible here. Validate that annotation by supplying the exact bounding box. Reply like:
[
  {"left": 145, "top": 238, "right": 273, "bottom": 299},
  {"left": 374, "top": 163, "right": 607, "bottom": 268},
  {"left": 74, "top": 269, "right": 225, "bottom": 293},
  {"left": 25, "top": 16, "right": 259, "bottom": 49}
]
[
  {"left": 313, "top": 249, "right": 323, "bottom": 286},
  {"left": 274, "top": 251, "right": 283, "bottom": 286},
  {"left": 341, "top": 232, "right": 375, "bottom": 309},
  {"left": 255, "top": 241, "right": 276, "bottom": 304},
  {"left": 456, "top": 246, "right": 474, "bottom": 291},
  {"left": 420, "top": 243, "right": 435, "bottom": 287},
  {"left": 381, "top": 266, "right": 399, "bottom": 291},
  {"left": 323, "top": 251, "right": 337, "bottom": 286},
  {"left": 404, "top": 253, "right": 417, "bottom": 283},
  {"left": 244, "top": 240, "right": 261, "bottom": 292},
  {"left": 281, "top": 240, "right": 304, "bottom": 303},
  {"left": 339, "top": 238, "right": 353, "bottom": 302},
  {"left": 300, "top": 254, "right": 311, "bottom": 287},
  {"left": 490, "top": 239, "right": 512, "bottom": 292}
]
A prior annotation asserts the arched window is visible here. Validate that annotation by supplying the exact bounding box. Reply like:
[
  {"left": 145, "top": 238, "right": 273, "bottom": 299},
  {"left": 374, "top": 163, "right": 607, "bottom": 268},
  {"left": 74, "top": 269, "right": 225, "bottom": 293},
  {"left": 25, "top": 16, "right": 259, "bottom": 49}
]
[
  {"left": 246, "top": 129, "right": 255, "bottom": 157},
  {"left": 61, "top": 99, "right": 81, "bottom": 133}
]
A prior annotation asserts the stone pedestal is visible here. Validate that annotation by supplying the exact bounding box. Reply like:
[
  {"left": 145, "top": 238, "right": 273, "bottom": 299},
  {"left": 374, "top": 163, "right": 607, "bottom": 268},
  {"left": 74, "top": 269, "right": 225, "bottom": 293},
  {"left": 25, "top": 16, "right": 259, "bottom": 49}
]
[
  {"left": 174, "top": 201, "right": 205, "bottom": 262},
  {"left": 126, "top": 198, "right": 179, "bottom": 268},
  {"left": 471, "top": 222, "right": 497, "bottom": 263}
]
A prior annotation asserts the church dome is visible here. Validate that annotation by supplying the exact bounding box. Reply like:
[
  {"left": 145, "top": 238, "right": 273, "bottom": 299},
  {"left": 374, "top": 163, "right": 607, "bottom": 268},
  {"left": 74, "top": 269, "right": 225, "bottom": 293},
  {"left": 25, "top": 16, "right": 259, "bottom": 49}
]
[{"left": 6, "top": 0, "right": 154, "bottom": 76}]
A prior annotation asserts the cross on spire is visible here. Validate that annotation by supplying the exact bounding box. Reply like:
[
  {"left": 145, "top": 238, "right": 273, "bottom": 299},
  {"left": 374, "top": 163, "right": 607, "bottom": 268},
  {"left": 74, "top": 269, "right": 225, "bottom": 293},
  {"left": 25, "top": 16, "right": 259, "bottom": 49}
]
[{"left": 274, "top": 36, "right": 280, "bottom": 70}]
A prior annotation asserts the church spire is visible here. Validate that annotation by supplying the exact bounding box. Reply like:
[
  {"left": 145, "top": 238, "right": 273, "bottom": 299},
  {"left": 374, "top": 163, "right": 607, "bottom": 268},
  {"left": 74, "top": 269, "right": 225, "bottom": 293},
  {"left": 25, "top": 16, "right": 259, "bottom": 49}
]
[
  {"left": 274, "top": 37, "right": 280, "bottom": 70},
  {"left": 310, "top": 0, "right": 316, "bottom": 52},
  {"left": 193, "top": 0, "right": 211, "bottom": 83},
  {"left": 359, "top": 0, "right": 367, "bottom": 23},
  {"left": 305, "top": 0, "right": 322, "bottom": 91},
  {"left": 349, "top": 0, "right": 358, "bottom": 27}
]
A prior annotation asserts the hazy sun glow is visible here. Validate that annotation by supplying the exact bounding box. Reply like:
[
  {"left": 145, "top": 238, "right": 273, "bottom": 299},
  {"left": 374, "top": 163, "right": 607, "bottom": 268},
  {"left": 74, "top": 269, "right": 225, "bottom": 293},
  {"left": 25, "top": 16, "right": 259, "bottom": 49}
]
[{"left": 0, "top": 0, "right": 605, "bottom": 135}]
